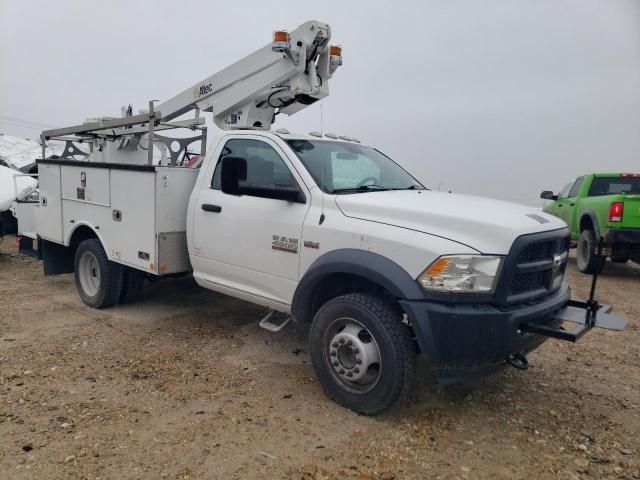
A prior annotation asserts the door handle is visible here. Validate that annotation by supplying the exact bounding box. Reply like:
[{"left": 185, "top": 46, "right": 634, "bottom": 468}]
[
  {"left": 558, "top": 204, "right": 563, "bottom": 207},
  {"left": 201, "top": 203, "right": 222, "bottom": 213},
  {"left": 569, "top": 203, "right": 575, "bottom": 207}
]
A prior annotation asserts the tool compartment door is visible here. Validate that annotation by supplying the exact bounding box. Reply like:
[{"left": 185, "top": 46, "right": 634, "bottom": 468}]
[{"left": 36, "top": 163, "right": 63, "bottom": 243}]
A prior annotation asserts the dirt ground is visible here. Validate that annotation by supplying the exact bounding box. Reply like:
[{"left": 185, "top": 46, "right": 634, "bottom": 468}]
[{"left": 0, "top": 235, "right": 638, "bottom": 480}]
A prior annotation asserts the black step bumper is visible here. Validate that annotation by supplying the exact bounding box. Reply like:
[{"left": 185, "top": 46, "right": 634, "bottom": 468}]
[
  {"left": 605, "top": 228, "right": 640, "bottom": 259},
  {"left": 399, "top": 282, "right": 627, "bottom": 384}
]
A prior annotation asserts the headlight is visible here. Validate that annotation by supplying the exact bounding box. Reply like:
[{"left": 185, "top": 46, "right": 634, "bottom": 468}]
[{"left": 417, "top": 255, "right": 503, "bottom": 293}]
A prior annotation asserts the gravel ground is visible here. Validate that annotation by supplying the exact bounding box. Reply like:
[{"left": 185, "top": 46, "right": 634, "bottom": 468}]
[{"left": 1, "top": 235, "right": 639, "bottom": 480}]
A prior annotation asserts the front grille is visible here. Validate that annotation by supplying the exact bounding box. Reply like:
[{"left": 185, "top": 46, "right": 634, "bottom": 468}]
[
  {"left": 510, "top": 270, "right": 545, "bottom": 294},
  {"left": 518, "top": 242, "right": 551, "bottom": 264},
  {"left": 498, "top": 229, "right": 570, "bottom": 304}
]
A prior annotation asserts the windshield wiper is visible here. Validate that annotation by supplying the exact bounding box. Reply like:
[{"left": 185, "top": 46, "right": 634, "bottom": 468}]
[{"left": 331, "top": 185, "right": 390, "bottom": 193}]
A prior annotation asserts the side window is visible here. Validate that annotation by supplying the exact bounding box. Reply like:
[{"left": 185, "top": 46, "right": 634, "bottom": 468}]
[
  {"left": 557, "top": 181, "right": 573, "bottom": 199},
  {"left": 211, "top": 138, "right": 297, "bottom": 193},
  {"left": 568, "top": 177, "right": 583, "bottom": 198}
]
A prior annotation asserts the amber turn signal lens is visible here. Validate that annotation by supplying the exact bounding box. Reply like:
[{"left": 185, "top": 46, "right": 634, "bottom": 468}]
[
  {"left": 329, "top": 45, "right": 342, "bottom": 56},
  {"left": 424, "top": 257, "right": 450, "bottom": 276}
]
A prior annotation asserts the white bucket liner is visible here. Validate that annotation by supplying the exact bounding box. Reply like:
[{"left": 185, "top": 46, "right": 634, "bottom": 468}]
[{"left": 0, "top": 164, "right": 37, "bottom": 211}]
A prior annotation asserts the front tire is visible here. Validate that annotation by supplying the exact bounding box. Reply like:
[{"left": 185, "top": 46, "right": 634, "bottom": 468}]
[
  {"left": 576, "top": 229, "right": 605, "bottom": 274},
  {"left": 74, "top": 239, "right": 123, "bottom": 308},
  {"left": 309, "top": 293, "right": 415, "bottom": 415}
]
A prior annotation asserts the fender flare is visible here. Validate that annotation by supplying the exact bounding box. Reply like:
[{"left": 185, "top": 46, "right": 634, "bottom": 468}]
[
  {"left": 291, "top": 248, "right": 425, "bottom": 323},
  {"left": 579, "top": 210, "right": 601, "bottom": 238}
]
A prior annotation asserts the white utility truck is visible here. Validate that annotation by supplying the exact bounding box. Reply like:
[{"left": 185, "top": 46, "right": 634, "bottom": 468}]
[{"left": 16, "top": 21, "right": 627, "bottom": 414}]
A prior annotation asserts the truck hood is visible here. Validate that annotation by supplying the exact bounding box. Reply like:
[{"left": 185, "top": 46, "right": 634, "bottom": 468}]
[{"left": 334, "top": 190, "right": 566, "bottom": 254}]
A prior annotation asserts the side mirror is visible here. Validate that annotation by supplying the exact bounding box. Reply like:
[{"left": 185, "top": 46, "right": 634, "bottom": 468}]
[
  {"left": 540, "top": 190, "right": 558, "bottom": 201},
  {"left": 220, "top": 156, "right": 306, "bottom": 203},
  {"left": 220, "top": 156, "right": 247, "bottom": 195}
]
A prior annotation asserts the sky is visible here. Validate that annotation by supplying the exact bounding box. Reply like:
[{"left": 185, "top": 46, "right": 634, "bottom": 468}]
[{"left": 1, "top": 0, "right": 639, "bottom": 205}]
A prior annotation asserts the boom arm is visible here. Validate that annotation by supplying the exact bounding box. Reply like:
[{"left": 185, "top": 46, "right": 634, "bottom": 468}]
[
  {"left": 40, "top": 20, "right": 341, "bottom": 166},
  {"left": 157, "top": 20, "right": 342, "bottom": 130}
]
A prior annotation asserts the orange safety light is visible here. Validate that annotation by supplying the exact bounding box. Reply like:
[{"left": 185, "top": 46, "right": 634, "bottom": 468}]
[
  {"left": 329, "top": 45, "right": 342, "bottom": 56},
  {"left": 272, "top": 30, "right": 291, "bottom": 52},
  {"left": 273, "top": 30, "right": 290, "bottom": 43}
]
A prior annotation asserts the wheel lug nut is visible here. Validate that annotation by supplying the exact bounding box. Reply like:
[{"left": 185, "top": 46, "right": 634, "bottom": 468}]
[
  {"left": 339, "top": 369, "right": 345, "bottom": 374},
  {"left": 354, "top": 348, "right": 359, "bottom": 354},
  {"left": 346, "top": 340, "right": 353, "bottom": 346},
  {"left": 332, "top": 361, "right": 339, "bottom": 367},
  {"left": 332, "top": 342, "right": 338, "bottom": 348},
  {"left": 330, "top": 351, "right": 336, "bottom": 356},
  {"left": 356, "top": 359, "right": 362, "bottom": 364},
  {"left": 346, "top": 372, "right": 353, "bottom": 377},
  {"left": 339, "top": 338, "right": 345, "bottom": 344},
  {"left": 354, "top": 368, "right": 360, "bottom": 373}
]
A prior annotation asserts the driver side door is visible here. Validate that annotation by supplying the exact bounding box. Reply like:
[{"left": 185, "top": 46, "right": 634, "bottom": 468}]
[{"left": 191, "top": 136, "right": 311, "bottom": 309}]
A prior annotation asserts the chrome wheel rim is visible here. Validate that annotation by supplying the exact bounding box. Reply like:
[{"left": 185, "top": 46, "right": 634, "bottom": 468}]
[
  {"left": 323, "top": 317, "right": 382, "bottom": 394},
  {"left": 78, "top": 251, "right": 101, "bottom": 297}
]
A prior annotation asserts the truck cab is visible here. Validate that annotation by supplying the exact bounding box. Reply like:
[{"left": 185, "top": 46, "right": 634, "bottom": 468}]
[{"left": 185, "top": 129, "right": 577, "bottom": 411}]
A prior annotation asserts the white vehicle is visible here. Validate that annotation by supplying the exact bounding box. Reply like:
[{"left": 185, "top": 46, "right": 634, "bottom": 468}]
[{"left": 16, "top": 21, "right": 627, "bottom": 414}]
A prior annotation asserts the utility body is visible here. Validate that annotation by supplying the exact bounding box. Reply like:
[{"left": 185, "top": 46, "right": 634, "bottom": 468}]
[
  {"left": 15, "top": 21, "right": 627, "bottom": 414},
  {"left": 541, "top": 173, "right": 640, "bottom": 273}
]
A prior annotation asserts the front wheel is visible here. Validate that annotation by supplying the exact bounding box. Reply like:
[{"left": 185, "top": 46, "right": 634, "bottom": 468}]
[
  {"left": 74, "top": 239, "right": 123, "bottom": 308},
  {"left": 309, "top": 293, "right": 415, "bottom": 415},
  {"left": 576, "top": 229, "right": 605, "bottom": 274}
]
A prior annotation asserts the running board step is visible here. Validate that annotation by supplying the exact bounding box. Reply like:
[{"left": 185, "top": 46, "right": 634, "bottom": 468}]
[{"left": 259, "top": 310, "right": 291, "bottom": 333}]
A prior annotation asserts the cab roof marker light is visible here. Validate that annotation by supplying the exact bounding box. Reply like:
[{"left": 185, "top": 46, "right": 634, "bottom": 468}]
[
  {"left": 308, "top": 131, "right": 322, "bottom": 137},
  {"left": 620, "top": 173, "right": 640, "bottom": 178},
  {"left": 324, "top": 133, "right": 338, "bottom": 139},
  {"left": 338, "top": 135, "right": 352, "bottom": 141},
  {"left": 275, "top": 128, "right": 290, "bottom": 134}
]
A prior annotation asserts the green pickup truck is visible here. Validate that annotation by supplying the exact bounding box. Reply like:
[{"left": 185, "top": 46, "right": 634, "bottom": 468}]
[{"left": 541, "top": 173, "right": 640, "bottom": 274}]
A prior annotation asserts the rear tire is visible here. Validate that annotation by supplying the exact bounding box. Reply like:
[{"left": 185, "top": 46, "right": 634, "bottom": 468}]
[
  {"left": 309, "top": 293, "right": 415, "bottom": 415},
  {"left": 576, "top": 229, "right": 605, "bottom": 274},
  {"left": 119, "top": 267, "right": 145, "bottom": 304},
  {"left": 74, "top": 239, "right": 123, "bottom": 308}
]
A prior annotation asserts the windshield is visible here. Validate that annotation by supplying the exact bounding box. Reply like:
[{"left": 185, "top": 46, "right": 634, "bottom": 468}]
[{"left": 286, "top": 139, "right": 424, "bottom": 193}]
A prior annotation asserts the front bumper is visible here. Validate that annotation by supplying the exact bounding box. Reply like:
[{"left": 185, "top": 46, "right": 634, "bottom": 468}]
[{"left": 400, "top": 283, "right": 573, "bottom": 384}]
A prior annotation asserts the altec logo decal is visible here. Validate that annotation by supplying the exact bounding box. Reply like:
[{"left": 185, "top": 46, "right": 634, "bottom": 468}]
[{"left": 193, "top": 83, "right": 213, "bottom": 98}]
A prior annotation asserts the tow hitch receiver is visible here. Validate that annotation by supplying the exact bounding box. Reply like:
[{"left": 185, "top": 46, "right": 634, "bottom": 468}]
[
  {"left": 520, "top": 239, "right": 628, "bottom": 343},
  {"left": 519, "top": 299, "right": 628, "bottom": 343}
]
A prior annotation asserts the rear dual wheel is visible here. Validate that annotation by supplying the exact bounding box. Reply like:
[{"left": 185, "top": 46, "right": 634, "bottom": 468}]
[
  {"left": 74, "top": 239, "right": 123, "bottom": 308},
  {"left": 74, "top": 239, "right": 145, "bottom": 308}
]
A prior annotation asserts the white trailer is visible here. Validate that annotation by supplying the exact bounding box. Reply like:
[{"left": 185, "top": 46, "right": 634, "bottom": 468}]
[{"left": 16, "top": 20, "right": 627, "bottom": 415}]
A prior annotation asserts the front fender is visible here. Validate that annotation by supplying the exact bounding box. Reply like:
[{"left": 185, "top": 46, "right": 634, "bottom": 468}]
[{"left": 291, "top": 248, "right": 425, "bottom": 323}]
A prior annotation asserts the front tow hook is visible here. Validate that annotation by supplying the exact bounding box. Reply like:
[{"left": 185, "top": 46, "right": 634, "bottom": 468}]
[{"left": 506, "top": 352, "right": 529, "bottom": 370}]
